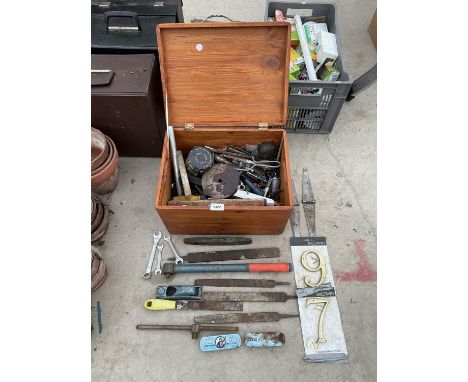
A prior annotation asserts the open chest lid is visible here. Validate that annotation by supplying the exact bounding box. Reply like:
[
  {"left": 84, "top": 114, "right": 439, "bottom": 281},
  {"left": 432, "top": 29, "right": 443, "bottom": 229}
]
[{"left": 156, "top": 22, "right": 291, "bottom": 128}]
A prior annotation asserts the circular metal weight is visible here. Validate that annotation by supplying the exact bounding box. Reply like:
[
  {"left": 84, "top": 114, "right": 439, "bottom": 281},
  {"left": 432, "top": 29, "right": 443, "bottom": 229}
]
[
  {"left": 186, "top": 146, "right": 214, "bottom": 175},
  {"left": 202, "top": 164, "right": 240, "bottom": 199}
]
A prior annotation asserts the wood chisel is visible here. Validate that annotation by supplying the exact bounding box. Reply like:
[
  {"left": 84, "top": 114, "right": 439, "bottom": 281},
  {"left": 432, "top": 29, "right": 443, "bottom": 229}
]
[
  {"left": 202, "top": 292, "right": 297, "bottom": 303},
  {"left": 195, "top": 312, "right": 299, "bottom": 324},
  {"left": 162, "top": 262, "right": 291, "bottom": 276},
  {"left": 194, "top": 278, "right": 290, "bottom": 288},
  {"left": 144, "top": 299, "right": 243, "bottom": 311},
  {"left": 183, "top": 237, "right": 252, "bottom": 246},
  {"left": 167, "top": 247, "right": 280, "bottom": 263}
]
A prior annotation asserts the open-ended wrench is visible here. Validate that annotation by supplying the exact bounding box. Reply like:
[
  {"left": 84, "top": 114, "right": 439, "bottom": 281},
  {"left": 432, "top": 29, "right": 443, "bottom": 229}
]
[
  {"left": 143, "top": 231, "right": 162, "bottom": 279},
  {"left": 154, "top": 243, "right": 164, "bottom": 276},
  {"left": 163, "top": 234, "right": 184, "bottom": 264}
]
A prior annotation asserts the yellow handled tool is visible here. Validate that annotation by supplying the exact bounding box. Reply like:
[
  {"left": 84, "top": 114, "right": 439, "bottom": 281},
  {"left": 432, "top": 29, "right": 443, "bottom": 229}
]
[
  {"left": 145, "top": 299, "right": 176, "bottom": 311},
  {"left": 144, "top": 299, "right": 244, "bottom": 311}
]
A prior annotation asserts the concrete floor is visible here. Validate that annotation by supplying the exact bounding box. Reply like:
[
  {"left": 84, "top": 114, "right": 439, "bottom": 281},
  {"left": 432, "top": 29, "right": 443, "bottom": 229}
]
[{"left": 91, "top": 1, "right": 377, "bottom": 381}]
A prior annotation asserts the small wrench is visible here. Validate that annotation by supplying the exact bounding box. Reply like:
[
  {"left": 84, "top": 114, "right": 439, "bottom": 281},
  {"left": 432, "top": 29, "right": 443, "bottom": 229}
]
[
  {"left": 154, "top": 243, "right": 164, "bottom": 276},
  {"left": 143, "top": 231, "right": 162, "bottom": 279},
  {"left": 163, "top": 234, "right": 184, "bottom": 264}
]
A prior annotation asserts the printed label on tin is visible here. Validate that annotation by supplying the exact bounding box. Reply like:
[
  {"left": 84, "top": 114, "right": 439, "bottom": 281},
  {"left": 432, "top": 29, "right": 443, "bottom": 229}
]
[
  {"left": 210, "top": 203, "right": 225, "bottom": 211},
  {"left": 199, "top": 334, "right": 241, "bottom": 352}
]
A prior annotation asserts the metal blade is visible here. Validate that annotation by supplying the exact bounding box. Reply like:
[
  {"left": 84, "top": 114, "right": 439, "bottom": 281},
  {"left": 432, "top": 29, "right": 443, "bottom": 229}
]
[
  {"left": 290, "top": 181, "right": 300, "bottom": 237},
  {"left": 194, "top": 312, "right": 299, "bottom": 324},
  {"left": 194, "top": 278, "right": 290, "bottom": 288},
  {"left": 302, "top": 168, "right": 316, "bottom": 237},
  {"left": 175, "top": 301, "right": 243, "bottom": 311},
  {"left": 170, "top": 248, "right": 280, "bottom": 263},
  {"left": 203, "top": 292, "right": 296, "bottom": 303},
  {"left": 183, "top": 237, "right": 252, "bottom": 246}
]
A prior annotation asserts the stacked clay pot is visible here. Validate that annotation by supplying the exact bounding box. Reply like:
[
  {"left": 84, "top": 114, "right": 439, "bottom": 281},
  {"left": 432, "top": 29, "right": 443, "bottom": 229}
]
[
  {"left": 91, "top": 194, "right": 110, "bottom": 243},
  {"left": 91, "top": 246, "right": 107, "bottom": 293},
  {"left": 91, "top": 127, "right": 119, "bottom": 194}
]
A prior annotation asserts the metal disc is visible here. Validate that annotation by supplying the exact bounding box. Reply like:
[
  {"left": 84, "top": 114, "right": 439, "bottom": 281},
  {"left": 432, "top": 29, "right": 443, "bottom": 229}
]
[{"left": 202, "top": 164, "right": 240, "bottom": 199}]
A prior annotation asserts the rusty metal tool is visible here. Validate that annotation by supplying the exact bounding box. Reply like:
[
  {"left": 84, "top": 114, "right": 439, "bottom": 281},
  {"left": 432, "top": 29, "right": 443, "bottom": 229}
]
[
  {"left": 144, "top": 299, "right": 243, "bottom": 311},
  {"left": 244, "top": 332, "right": 285, "bottom": 348},
  {"left": 136, "top": 323, "right": 239, "bottom": 339},
  {"left": 183, "top": 237, "right": 252, "bottom": 246},
  {"left": 290, "top": 181, "right": 300, "bottom": 237},
  {"left": 201, "top": 163, "right": 240, "bottom": 198},
  {"left": 162, "top": 262, "right": 291, "bottom": 277},
  {"left": 167, "top": 247, "right": 280, "bottom": 263},
  {"left": 195, "top": 312, "right": 299, "bottom": 324},
  {"left": 302, "top": 167, "right": 316, "bottom": 237},
  {"left": 202, "top": 292, "right": 297, "bottom": 303},
  {"left": 194, "top": 278, "right": 290, "bottom": 288}
]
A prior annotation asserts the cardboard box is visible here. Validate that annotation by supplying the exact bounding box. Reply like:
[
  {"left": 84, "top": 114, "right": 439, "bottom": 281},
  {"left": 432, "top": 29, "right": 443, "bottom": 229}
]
[{"left": 368, "top": 9, "right": 377, "bottom": 49}]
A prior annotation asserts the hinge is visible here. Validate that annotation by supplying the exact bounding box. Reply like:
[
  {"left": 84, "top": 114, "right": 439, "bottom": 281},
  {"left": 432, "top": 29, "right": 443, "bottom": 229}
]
[
  {"left": 184, "top": 123, "right": 195, "bottom": 130},
  {"left": 258, "top": 122, "right": 268, "bottom": 130}
]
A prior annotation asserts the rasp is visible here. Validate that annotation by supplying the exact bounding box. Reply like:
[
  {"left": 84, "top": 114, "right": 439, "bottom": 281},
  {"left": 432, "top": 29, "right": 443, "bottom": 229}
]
[
  {"left": 144, "top": 299, "right": 243, "bottom": 311},
  {"left": 290, "top": 181, "right": 301, "bottom": 237},
  {"left": 183, "top": 237, "right": 252, "bottom": 245},
  {"left": 194, "top": 278, "right": 290, "bottom": 288},
  {"left": 203, "top": 292, "right": 297, "bottom": 303},
  {"left": 302, "top": 167, "right": 316, "bottom": 237},
  {"left": 194, "top": 312, "right": 299, "bottom": 324},
  {"left": 168, "top": 247, "right": 280, "bottom": 263}
]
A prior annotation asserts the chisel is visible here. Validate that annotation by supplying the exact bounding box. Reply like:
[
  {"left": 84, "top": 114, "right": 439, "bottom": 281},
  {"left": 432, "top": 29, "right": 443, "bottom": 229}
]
[
  {"left": 202, "top": 292, "right": 297, "bottom": 303},
  {"left": 195, "top": 312, "right": 299, "bottom": 324},
  {"left": 194, "top": 278, "right": 290, "bottom": 288},
  {"left": 168, "top": 248, "right": 280, "bottom": 263},
  {"left": 162, "top": 262, "right": 291, "bottom": 276},
  {"left": 144, "top": 299, "right": 243, "bottom": 311}
]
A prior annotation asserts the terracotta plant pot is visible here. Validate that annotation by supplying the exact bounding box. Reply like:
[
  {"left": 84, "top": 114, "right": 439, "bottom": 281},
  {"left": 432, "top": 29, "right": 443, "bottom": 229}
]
[
  {"left": 91, "top": 135, "right": 119, "bottom": 194},
  {"left": 91, "top": 128, "right": 110, "bottom": 171}
]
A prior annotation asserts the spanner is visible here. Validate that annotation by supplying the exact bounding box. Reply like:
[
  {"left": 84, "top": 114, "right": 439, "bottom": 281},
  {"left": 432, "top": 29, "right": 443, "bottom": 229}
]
[
  {"left": 154, "top": 243, "right": 164, "bottom": 276},
  {"left": 143, "top": 231, "right": 162, "bottom": 279},
  {"left": 163, "top": 234, "right": 184, "bottom": 264}
]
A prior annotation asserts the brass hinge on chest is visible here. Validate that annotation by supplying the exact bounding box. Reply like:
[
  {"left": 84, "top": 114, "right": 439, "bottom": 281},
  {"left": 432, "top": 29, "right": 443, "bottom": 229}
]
[
  {"left": 184, "top": 123, "right": 195, "bottom": 130},
  {"left": 258, "top": 122, "right": 269, "bottom": 130}
]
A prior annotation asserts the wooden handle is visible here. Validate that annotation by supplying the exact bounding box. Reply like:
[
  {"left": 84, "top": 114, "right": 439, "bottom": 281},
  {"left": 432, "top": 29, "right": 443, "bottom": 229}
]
[{"left": 248, "top": 263, "right": 291, "bottom": 273}]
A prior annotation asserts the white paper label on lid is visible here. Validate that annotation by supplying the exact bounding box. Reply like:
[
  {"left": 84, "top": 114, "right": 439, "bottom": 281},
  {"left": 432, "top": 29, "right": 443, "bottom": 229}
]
[{"left": 210, "top": 203, "right": 224, "bottom": 211}]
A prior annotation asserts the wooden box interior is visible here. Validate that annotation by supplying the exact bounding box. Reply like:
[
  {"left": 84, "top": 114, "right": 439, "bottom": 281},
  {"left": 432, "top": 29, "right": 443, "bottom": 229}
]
[{"left": 155, "top": 127, "right": 292, "bottom": 211}]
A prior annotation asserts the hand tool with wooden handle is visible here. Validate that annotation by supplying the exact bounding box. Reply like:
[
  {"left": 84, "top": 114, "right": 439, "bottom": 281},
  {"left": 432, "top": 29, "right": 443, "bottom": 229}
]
[
  {"left": 162, "top": 262, "right": 291, "bottom": 276},
  {"left": 194, "top": 278, "right": 290, "bottom": 288},
  {"left": 136, "top": 323, "right": 239, "bottom": 339},
  {"left": 168, "top": 247, "right": 280, "bottom": 263},
  {"left": 194, "top": 312, "right": 299, "bottom": 324},
  {"left": 144, "top": 299, "right": 243, "bottom": 311}
]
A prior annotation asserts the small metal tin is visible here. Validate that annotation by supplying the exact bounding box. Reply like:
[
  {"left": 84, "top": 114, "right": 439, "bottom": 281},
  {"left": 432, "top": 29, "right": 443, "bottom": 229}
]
[
  {"left": 156, "top": 285, "right": 203, "bottom": 300},
  {"left": 199, "top": 334, "right": 241, "bottom": 352},
  {"left": 244, "top": 332, "right": 285, "bottom": 348}
]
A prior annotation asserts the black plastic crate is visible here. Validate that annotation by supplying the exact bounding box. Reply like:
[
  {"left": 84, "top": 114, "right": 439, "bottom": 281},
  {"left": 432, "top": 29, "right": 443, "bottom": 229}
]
[{"left": 266, "top": 1, "right": 352, "bottom": 134}]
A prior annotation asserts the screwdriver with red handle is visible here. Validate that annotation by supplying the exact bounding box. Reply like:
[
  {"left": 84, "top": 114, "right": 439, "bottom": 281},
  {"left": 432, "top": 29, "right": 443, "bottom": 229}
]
[{"left": 162, "top": 262, "right": 291, "bottom": 276}]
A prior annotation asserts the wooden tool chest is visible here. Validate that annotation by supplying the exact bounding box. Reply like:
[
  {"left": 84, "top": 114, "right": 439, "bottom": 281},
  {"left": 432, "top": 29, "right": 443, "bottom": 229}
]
[{"left": 154, "top": 23, "right": 293, "bottom": 234}]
